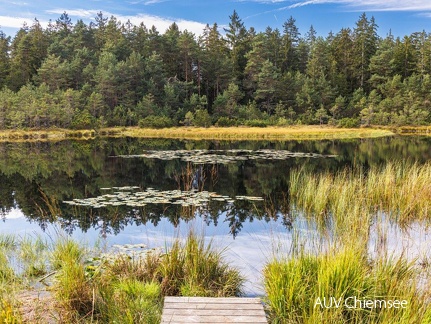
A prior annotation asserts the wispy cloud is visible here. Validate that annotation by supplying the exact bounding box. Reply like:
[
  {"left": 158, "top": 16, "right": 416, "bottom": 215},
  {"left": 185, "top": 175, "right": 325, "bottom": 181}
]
[
  {"left": 0, "top": 15, "right": 49, "bottom": 29},
  {"left": 244, "top": 0, "right": 431, "bottom": 21},
  {"left": 128, "top": 0, "right": 169, "bottom": 5},
  {"left": 45, "top": 9, "right": 207, "bottom": 35},
  {"left": 243, "top": 0, "right": 431, "bottom": 11}
]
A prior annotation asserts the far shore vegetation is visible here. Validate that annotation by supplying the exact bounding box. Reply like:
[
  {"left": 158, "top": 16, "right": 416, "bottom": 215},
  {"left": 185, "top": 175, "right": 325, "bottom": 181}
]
[
  {"left": 0, "top": 125, "right": 421, "bottom": 142},
  {"left": 2, "top": 11, "right": 431, "bottom": 133}
]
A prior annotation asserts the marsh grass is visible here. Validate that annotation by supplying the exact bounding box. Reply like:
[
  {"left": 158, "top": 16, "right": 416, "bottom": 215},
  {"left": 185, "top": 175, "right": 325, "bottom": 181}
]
[
  {"left": 48, "top": 231, "right": 243, "bottom": 323},
  {"left": 18, "top": 235, "right": 49, "bottom": 277},
  {"left": 102, "top": 126, "right": 394, "bottom": 141},
  {"left": 290, "top": 162, "right": 431, "bottom": 236},
  {"left": 159, "top": 233, "right": 245, "bottom": 297},
  {"left": 0, "top": 235, "right": 21, "bottom": 324},
  {"left": 264, "top": 245, "right": 431, "bottom": 323}
]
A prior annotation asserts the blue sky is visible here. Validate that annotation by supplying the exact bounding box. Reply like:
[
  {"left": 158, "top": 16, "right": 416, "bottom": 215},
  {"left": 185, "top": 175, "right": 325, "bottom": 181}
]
[{"left": 1, "top": 0, "right": 431, "bottom": 39}]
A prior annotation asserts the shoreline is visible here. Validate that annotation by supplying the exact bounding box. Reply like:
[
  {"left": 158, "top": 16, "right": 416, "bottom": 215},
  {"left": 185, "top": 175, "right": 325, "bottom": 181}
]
[{"left": 0, "top": 126, "right": 401, "bottom": 142}]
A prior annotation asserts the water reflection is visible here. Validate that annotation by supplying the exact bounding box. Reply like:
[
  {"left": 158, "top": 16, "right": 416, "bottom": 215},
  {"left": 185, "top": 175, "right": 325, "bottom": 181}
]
[{"left": 1, "top": 136, "right": 431, "bottom": 238}]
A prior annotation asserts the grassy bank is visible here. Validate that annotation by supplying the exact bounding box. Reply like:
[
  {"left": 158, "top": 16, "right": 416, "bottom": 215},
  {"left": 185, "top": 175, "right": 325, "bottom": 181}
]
[
  {"left": 0, "top": 233, "right": 243, "bottom": 323},
  {"left": 0, "top": 126, "right": 394, "bottom": 142},
  {"left": 0, "top": 129, "right": 96, "bottom": 142},
  {"left": 102, "top": 126, "right": 395, "bottom": 140}
]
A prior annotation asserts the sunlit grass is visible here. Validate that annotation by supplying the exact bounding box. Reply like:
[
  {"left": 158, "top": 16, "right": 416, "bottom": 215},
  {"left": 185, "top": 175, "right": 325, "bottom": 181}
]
[
  {"left": 264, "top": 244, "right": 431, "bottom": 323},
  {"left": 102, "top": 126, "right": 394, "bottom": 141},
  {"left": 0, "top": 129, "right": 96, "bottom": 142},
  {"left": 159, "top": 233, "right": 245, "bottom": 297},
  {"left": 290, "top": 162, "right": 431, "bottom": 233}
]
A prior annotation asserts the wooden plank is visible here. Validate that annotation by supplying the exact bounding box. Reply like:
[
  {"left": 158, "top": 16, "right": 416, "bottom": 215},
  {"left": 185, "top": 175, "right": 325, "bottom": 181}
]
[
  {"left": 161, "top": 315, "right": 267, "bottom": 323},
  {"left": 163, "top": 303, "right": 263, "bottom": 310},
  {"left": 162, "top": 309, "right": 265, "bottom": 316},
  {"left": 161, "top": 297, "right": 268, "bottom": 323},
  {"left": 164, "top": 297, "right": 262, "bottom": 304}
]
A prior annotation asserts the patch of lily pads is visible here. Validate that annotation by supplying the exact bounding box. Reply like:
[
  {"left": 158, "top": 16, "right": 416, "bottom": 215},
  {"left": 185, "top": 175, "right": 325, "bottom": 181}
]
[
  {"left": 63, "top": 186, "right": 264, "bottom": 208},
  {"left": 115, "top": 149, "right": 336, "bottom": 164}
]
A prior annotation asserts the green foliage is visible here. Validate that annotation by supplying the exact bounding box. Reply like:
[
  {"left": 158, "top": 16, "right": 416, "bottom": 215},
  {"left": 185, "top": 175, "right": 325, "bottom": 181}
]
[
  {"left": 338, "top": 117, "right": 360, "bottom": 128},
  {"left": 138, "top": 115, "right": 174, "bottom": 128},
  {"left": 193, "top": 109, "right": 212, "bottom": 127},
  {"left": 0, "top": 12, "right": 431, "bottom": 128},
  {"left": 244, "top": 119, "right": 269, "bottom": 127},
  {"left": 215, "top": 117, "right": 238, "bottom": 127}
]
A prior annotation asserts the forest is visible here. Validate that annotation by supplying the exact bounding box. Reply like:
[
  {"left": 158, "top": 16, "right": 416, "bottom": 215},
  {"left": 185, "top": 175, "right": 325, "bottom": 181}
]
[{"left": 1, "top": 11, "right": 431, "bottom": 129}]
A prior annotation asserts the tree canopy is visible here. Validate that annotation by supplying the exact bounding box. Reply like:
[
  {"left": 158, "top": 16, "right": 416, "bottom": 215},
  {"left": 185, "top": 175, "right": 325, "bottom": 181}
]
[{"left": 1, "top": 11, "right": 431, "bottom": 129}]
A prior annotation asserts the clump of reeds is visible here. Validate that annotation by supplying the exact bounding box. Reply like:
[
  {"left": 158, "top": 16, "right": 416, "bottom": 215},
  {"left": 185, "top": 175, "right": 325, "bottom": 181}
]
[
  {"left": 159, "top": 233, "right": 244, "bottom": 297},
  {"left": 264, "top": 244, "right": 430, "bottom": 323},
  {"left": 49, "top": 232, "right": 243, "bottom": 322},
  {"left": 0, "top": 235, "right": 21, "bottom": 324},
  {"left": 290, "top": 161, "right": 431, "bottom": 233},
  {"left": 51, "top": 238, "right": 95, "bottom": 319}
]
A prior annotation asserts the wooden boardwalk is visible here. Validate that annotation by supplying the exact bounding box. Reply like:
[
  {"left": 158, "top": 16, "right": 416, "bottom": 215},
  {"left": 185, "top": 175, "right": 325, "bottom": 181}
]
[{"left": 161, "top": 297, "right": 268, "bottom": 323}]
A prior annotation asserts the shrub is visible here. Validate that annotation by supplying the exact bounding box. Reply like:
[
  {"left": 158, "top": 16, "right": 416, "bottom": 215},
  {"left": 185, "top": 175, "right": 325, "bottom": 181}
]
[
  {"left": 215, "top": 117, "right": 237, "bottom": 127},
  {"left": 337, "top": 117, "right": 360, "bottom": 128},
  {"left": 138, "top": 116, "right": 174, "bottom": 129},
  {"left": 244, "top": 119, "right": 269, "bottom": 127},
  {"left": 193, "top": 109, "right": 212, "bottom": 127}
]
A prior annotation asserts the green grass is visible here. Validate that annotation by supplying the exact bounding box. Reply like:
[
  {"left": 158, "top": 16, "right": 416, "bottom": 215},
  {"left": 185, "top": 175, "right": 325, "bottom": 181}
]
[
  {"left": 159, "top": 233, "right": 245, "bottom": 297},
  {"left": 48, "top": 231, "right": 243, "bottom": 323},
  {"left": 264, "top": 245, "right": 431, "bottom": 323},
  {"left": 289, "top": 161, "right": 431, "bottom": 238}
]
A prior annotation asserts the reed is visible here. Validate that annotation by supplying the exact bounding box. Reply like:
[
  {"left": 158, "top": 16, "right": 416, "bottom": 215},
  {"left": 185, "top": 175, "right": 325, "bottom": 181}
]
[
  {"left": 159, "top": 232, "right": 245, "bottom": 297},
  {"left": 289, "top": 161, "right": 431, "bottom": 231},
  {"left": 264, "top": 244, "right": 430, "bottom": 323}
]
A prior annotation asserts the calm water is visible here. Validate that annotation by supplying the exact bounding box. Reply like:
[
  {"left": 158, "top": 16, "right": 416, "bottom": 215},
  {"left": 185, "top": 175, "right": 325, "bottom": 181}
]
[{"left": 1, "top": 136, "right": 431, "bottom": 294}]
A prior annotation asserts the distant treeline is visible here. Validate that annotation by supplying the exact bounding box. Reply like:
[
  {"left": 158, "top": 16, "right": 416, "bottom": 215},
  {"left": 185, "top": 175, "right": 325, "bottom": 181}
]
[{"left": 1, "top": 11, "right": 431, "bottom": 129}]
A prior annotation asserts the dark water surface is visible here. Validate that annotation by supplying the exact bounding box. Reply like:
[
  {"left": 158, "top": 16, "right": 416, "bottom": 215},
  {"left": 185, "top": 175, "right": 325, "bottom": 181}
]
[{"left": 1, "top": 136, "right": 431, "bottom": 294}]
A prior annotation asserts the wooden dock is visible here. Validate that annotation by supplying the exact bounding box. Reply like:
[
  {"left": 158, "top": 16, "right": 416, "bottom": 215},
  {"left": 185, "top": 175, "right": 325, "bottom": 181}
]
[{"left": 161, "top": 296, "right": 268, "bottom": 323}]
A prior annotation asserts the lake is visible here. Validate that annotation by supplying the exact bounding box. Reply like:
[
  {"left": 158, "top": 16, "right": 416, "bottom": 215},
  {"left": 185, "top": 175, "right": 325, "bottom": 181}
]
[{"left": 1, "top": 135, "right": 431, "bottom": 295}]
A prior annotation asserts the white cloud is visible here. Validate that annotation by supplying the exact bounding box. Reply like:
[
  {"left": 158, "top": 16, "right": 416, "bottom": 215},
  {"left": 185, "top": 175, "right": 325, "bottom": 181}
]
[
  {"left": 285, "top": 0, "right": 431, "bottom": 11},
  {"left": 244, "top": 0, "right": 431, "bottom": 11},
  {"left": 0, "top": 15, "right": 49, "bottom": 29},
  {"left": 128, "top": 0, "right": 169, "bottom": 5},
  {"left": 45, "top": 8, "right": 207, "bottom": 35}
]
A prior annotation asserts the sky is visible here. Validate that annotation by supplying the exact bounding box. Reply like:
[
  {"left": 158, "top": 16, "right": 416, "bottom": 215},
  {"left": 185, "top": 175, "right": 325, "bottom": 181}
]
[{"left": 1, "top": 0, "right": 431, "bottom": 39}]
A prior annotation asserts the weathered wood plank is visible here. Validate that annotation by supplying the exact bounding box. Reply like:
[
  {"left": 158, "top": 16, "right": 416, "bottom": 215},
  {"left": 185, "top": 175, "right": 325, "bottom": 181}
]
[
  {"left": 163, "top": 303, "right": 263, "bottom": 310},
  {"left": 164, "top": 297, "right": 262, "bottom": 304},
  {"left": 161, "top": 315, "right": 267, "bottom": 323},
  {"left": 161, "top": 297, "right": 268, "bottom": 323},
  {"left": 162, "top": 309, "right": 265, "bottom": 316}
]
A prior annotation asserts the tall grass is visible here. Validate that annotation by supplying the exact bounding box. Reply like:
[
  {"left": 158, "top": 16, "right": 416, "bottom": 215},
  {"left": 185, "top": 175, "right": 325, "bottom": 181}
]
[
  {"left": 49, "top": 232, "right": 243, "bottom": 323},
  {"left": 290, "top": 162, "right": 431, "bottom": 236},
  {"left": 159, "top": 233, "right": 245, "bottom": 297},
  {"left": 0, "top": 235, "right": 20, "bottom": 324},
  {"left": 102, "top": 126, "right": 394, "bottom": 141},
  {"left": 264, "top": 244, "right": 431, "bottom": 323}
]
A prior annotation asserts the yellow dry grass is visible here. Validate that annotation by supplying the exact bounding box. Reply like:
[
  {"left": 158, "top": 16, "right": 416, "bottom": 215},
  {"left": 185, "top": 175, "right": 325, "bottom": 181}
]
[
  {"left": 101, "top": 126, "right": 394, "bottom": 141},
  {"left": 0, "top": 129, "right": 96, "bottom": 142}
]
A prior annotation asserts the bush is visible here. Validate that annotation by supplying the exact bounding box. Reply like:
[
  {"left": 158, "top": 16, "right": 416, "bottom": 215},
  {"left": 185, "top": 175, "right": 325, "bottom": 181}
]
[
  {"left": 337, "top": 117, "right": 360, "bottom": 128},
  {"left": 244, "top": 119, "right": 269, "bottom": 127},
  {"left": 138, "top": 116, "right": 174, "bottom": 129},
  {"left": 193, "top": 109, "right": 212, "bottom": 127},
  {"left": 215, "top": 117, "right": 237, "bottom": 127}
]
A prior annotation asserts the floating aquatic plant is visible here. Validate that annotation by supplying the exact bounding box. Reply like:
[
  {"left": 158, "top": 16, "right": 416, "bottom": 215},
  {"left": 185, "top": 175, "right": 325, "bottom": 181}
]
[
  {"left": 63, "top": 187, "right": 264, "bottom": 208},
  {"left": 115, "top": 149, "right": 336, "bottom": 165}
]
